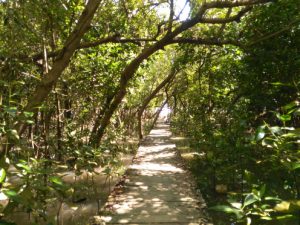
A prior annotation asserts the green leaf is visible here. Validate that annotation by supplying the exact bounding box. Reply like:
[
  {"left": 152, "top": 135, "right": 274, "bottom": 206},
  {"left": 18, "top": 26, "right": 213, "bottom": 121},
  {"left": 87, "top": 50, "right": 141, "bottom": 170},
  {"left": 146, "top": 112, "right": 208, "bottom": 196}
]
[
  {"left": 11, "top": 80, "right": 25, "bottom": 86},
  {"left": 294, "top": 108, "right": 300, "bottom": 116},
  {"left": 50, "top": 176, "right": 63, "bottom": 186},
  {"left": 281, "top": 133, "right": 298, "bottom": 138},
  {"left": 26, "top": 120, "right": 34, "bottom": 124},
  {"left": 246, "top": 217, "right": 251, "bottom": 225},
  {"left": 269, "top": 126, "right": 281, "bottom": 134},
  {"left": 256, "top": 126, "right": 266, "bottom": 141},
  {"left": 291, "top": 162, "right": 300, "bottom": 171},
  {"left": 271, "top": 82, "right": 292, "bottom": 87},
  {"left": 289, "top": 128, "right": 300, "bottom": 135},
  {"left": 70, "top": 130, "right": 76, "bottom": 137},
  {"left": 283, "top": 101, "right": 298, "bottom": 111},
  {"left": 261, "top": 216, "right": 273, "bottom": 220},
  {"left": 230, "top": 202, "right": 242, "bottom": 209},
  {"left": 0, "top": 168, "right": 6, "bottom": 183},
  {"left": 276, "top": 214, "right": 297, "bottom": 220},
  {"left": 23, "top": 111, "right": 34, "bottom": 118},
  {"left": 259, "top": 184, "right": 266, "bottom": 198},
  {"left": 0, "top": 157, "right": 9, "bottom": 171},
  {"left": 243, "top": 194, "right": 259, "bottom": 208},
  {"left": 4, "top": 107, "right": 17, "bottom": 117},
  {"left": 4, "top": 190, "right": 17, "bottom": 198},
  {"left": 3, "top": 190, "right": 22, "bottom": 203},
  {"left": 16, "top": 163, "right": 31, "bottom": 172},
  {"left": 210, "top": 205, "right": 243, "bottom": 219},
  {"left": 265, "top": 196, "right": 281, "bottom": 201},
  {"left": 8, "top": 129, "right": 19, "bottom": 140},
  {"left": 276, "top": 113, "right": 291, "bottom": 122}
]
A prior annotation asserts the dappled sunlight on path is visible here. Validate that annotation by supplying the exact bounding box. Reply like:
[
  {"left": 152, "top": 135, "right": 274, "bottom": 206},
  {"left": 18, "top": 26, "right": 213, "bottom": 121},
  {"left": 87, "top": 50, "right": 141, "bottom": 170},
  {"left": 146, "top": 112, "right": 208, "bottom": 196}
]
[{"left": 97, "top": 123, "right": 211, "bottom": 224}]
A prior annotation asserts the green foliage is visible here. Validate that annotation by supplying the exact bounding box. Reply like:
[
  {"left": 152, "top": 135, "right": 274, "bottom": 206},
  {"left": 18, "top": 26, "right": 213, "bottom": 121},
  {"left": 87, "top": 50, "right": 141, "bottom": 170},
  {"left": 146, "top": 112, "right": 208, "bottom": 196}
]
[
  {"left": 170, "top": 1, "right": 300, "bottom": 224},
  {"left": 0, "top": 0, "right": 299, "bottom": 224}
]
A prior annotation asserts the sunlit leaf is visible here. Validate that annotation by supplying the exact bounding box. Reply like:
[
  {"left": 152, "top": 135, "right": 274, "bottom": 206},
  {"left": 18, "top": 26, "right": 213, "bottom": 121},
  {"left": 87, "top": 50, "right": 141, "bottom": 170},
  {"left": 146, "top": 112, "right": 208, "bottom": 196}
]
[
  {"left": 256, "top": 126, "right": 266, "bottom": 141},
  {"left": 26, "top": 120, "right": 35, "bottom": 124},
  {"left": 271, "top": 82, "right": 292, "bottom": 87},
  {"left": 0, "top": 157, "right": 9, "bottom": 171},
  {"left": 289, "top": 128, "right": 300, "bottom": 135},
  {"left": 0, "top": 168, "right": 6, "bottom": 183},
  {"left": 281, "top": 133, "right": 298, "bottom": 138},
  {"left": 246, "top": 217, "right": 251, "bottom": 225},
  {"left": 230, "top": 202, "right": 242, "bottom": 209},
  {"left": 265, "top": 196, "right": 281, "bottom": 201},
  {"left": 243, "top": 194, "right": 259, "bottom": 208},
  {"left": 274, "top": 201, "right": 291, "bottom": 212},
  {"left": 261, "top": 216, "right": 273, "bottom": 220},
  {"left": 290, "top": 162, "right": 300, "bottom": 171},
  {"left": 283, "top": 101, "right": 297, "bottom": 111},
  {"left": 50, "top": 176, "right": 63, "bottom": 186},
  {"left": 70, "top": 130, "right": 76, "bottom": 136},
  {"left": 210, "top": 205, "right": 243, "bottom": 219},
  {"left": 262, "top": 138, "right": 274, "bottom": 148},
  {"left": 294, "top": 108, "right": 300, "bottom": 116},
  {"left": 276, "top": 214, "right": 297, "bottom": 220},
  {"left": 24, "top": 111, "right": 34, "bottom": 117},
  {"left": 3, "top": 190, "right": 22, "bottom": 203},
  {"left": 4, "top": 107, "right": 17, "bottom": 116},
  {"left": 276, "top": 113, "right": 291, "bottom": 122},
  {"left": 8, "top": 130, "right": 19, "bottom": 140},
  {"left": 16, "top": 163, "right": 31, "bottom": 172},
  {"left": 269, "top": 126, "right": 281, "bottom": 134}
]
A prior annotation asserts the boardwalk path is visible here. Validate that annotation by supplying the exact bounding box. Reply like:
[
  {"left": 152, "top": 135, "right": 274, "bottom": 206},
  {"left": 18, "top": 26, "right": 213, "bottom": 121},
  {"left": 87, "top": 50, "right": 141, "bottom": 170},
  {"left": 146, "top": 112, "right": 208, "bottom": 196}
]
[{"left": 96, "top": 123, "right": 211, "bottom": 225}]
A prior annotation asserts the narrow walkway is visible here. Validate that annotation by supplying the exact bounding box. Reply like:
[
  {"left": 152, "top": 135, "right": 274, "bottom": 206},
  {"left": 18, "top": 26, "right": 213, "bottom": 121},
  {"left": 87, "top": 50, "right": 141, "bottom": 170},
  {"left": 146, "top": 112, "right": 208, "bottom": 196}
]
[{"left": 99, "top": 123, "right": 211, "bottom": 224}]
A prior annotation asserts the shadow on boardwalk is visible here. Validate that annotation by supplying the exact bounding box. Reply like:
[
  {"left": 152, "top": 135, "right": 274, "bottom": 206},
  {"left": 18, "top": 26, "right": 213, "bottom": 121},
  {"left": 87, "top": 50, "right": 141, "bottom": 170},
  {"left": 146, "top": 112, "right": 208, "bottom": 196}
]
[{"left": 92, "top": 123, "right": 212, "bottom": 225}]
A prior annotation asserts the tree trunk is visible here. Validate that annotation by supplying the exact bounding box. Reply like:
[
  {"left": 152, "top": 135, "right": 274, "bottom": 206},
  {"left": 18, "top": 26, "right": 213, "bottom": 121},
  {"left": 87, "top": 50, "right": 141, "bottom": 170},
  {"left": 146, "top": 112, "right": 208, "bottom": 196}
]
[
  {"left": 63, "top": 81, "right": 72, "bottom": 120},
  {"left": 17, "top": 0, "right": 101, "bottom": 134},
  {"left": 93, "top": 44, "right": 162, "bottom": 146},
  {"left": 0, "top": 0, "right": 102, "bottom": 157},
  {"left": 89, "top": 93, "right": 115, "bottom": 145},
  {"left": 151, "top": 99, "right": 168, "bottom": 129},
  {"left": 138, "top": 68, "right": 176, "bottom": 139},
  {"left": 55, "top": 92, "right": 62, "bottom": 161}
]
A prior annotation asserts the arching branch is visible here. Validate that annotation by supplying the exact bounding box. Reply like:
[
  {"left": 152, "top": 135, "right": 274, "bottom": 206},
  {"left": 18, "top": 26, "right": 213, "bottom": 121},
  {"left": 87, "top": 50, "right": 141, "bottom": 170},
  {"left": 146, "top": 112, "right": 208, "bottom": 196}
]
[
  {"left": 170, "top": 38, "right": 241, "bottom": 47},
  {"left": 93, "top": 0, "right": 274, "bottom": 145},
  {"left": 137, "top": 67, "right": 177, "bottom": 139}
]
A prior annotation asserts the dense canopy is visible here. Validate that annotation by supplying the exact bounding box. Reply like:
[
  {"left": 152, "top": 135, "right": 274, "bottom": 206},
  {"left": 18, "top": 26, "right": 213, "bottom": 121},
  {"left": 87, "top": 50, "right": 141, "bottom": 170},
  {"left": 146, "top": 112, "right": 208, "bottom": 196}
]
[{"left": 0, "top": 0, "right": 299, "bottom": 224}]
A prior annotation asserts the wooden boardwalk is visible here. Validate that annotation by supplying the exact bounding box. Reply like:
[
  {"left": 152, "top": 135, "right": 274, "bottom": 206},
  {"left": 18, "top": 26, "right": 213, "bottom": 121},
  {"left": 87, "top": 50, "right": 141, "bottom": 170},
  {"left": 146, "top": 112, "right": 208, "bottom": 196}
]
[{"left": 94, "top": 123, "right": 211, "bottom": 225}]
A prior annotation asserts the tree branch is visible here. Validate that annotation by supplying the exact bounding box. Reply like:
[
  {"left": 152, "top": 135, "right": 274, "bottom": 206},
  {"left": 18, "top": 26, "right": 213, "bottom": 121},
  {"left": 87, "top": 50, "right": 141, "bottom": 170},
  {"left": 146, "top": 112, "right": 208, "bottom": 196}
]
[
  {"left": 204, "top": 0, "right": 274, "bottom": 8},
  {"left": 1, "top": 35, "right": 156, "bottom": 63},
  {"left": 170, "top": 38, "right": 241, "bottom": 47},
  {"left": 218, "top": 8, "right": 232, "bottom": 35},
  {"left": 1, "top": 1, "right": 273, "bottom": 64},
  {"left": 246, "top": 18, "right": 300, "bottom": 46},
  {"left": 201, "top": 6, "right": 252, "bottom": 24},
  {"left": 168, "top": 0, "right": 175, "bottom": 33},
  {"left": 93, "top": 0, "right": 274, "bottom": 143}
]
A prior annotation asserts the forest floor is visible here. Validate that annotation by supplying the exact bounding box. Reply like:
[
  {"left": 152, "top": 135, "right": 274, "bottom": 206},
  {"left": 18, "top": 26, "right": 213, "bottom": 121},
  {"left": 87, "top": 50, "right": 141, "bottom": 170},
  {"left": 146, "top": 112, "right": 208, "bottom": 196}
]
[{"left": 94, "top": 122, "right": 212, "bottom": 225}]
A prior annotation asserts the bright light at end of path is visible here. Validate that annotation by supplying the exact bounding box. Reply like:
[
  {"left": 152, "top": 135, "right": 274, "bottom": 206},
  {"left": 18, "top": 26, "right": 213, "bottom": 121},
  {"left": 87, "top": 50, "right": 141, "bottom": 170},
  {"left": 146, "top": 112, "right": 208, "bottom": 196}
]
[
  {"left": 159, "top": 104, "right": 171, "bottom": 121},
  {"left": 157, "top": 0, "right": 190, "bottom": 21}
]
